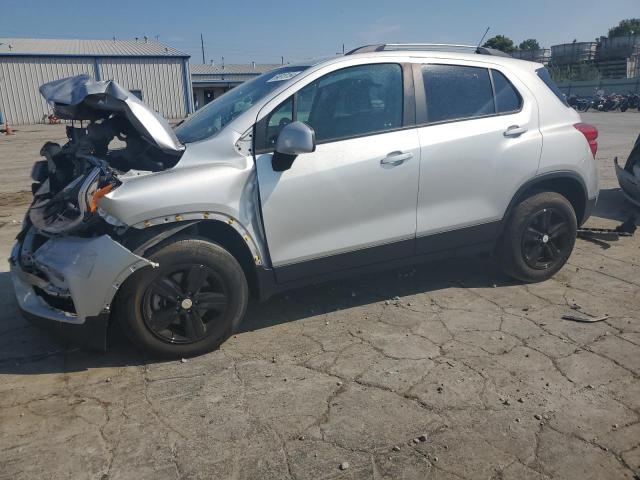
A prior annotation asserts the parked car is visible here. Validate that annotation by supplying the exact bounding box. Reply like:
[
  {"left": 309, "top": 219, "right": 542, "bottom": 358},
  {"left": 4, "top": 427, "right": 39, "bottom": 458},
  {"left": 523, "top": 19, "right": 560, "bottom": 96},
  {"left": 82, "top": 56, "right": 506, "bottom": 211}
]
[{"left": 11, "top": 44, "right": 599, "bottom": 357}]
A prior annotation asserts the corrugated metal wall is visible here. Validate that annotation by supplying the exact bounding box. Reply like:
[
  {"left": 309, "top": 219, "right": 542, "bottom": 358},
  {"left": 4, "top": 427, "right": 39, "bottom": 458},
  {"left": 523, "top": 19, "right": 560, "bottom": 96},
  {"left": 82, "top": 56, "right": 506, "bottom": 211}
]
[
  {"left": 0, "top": 56, "right": 188, "bottom": 125},
  {"left": 99, "top": 57, "right": 187, "bottom": 119},
  {"left": 558, "top": 77, "right": 640, "bottom": 96},
  {"left": 192, "top": 74, "right": 260, "bottom": 83},
  {"left": 0, "top": 56, "right": 95, "bottom": 124}
]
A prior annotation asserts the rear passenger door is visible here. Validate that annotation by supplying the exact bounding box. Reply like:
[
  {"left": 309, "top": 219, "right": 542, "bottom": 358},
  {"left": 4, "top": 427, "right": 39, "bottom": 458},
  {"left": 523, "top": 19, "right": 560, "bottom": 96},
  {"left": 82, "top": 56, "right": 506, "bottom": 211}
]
[{"left": 413, "top": 61, "right": 542, "bottom": 254}]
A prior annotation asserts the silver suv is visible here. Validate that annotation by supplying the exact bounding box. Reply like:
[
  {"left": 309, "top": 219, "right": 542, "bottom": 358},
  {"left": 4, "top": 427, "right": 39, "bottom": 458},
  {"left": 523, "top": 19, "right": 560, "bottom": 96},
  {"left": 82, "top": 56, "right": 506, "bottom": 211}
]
[{"left": 11, "top": 44, "right": 599, "bottom": 357}]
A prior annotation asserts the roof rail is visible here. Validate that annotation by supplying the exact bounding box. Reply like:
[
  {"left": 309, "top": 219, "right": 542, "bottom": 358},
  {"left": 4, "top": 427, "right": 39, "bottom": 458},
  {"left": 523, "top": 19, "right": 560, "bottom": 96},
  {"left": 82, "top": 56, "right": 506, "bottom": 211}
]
[{"left": 345, "top": 43, "right": 512, "bottom": 58}]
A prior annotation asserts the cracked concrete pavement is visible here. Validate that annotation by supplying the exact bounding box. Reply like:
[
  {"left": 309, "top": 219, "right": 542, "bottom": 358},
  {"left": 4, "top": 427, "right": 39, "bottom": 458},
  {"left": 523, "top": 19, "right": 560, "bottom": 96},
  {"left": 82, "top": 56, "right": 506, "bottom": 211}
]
[{"left": 1, "top": 113, "right": 639, "bottom": 479}]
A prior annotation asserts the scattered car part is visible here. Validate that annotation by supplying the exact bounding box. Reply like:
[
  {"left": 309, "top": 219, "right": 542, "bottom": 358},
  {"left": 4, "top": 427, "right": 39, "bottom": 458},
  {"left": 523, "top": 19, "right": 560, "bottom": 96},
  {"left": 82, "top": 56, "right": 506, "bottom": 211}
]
[
  {"left": 615, "top": 133, "right": 640, "bottom": 208},
  {"left": 562, "top": 314, "right": 609, "bottom": 323},
  {"left": 577, "top": 216, "right": 637, "bottom": 240}
]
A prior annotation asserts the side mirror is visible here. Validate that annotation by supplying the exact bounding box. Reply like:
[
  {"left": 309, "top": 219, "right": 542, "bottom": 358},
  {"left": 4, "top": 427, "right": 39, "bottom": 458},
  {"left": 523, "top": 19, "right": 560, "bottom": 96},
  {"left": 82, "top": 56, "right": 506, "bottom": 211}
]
[{"left": 272, "top": 121, "right": 316, "bottom": 172}]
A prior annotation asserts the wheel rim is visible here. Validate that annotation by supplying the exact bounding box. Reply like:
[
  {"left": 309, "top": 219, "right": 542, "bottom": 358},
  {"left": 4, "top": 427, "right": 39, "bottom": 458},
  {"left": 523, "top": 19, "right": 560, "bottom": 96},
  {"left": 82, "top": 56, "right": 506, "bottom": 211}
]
[
  {"left": 521, "top": 208, "right": 571, "bottom": 270},
  {"left": 142, "top": 264, "right": 229, "bottom": 344}
]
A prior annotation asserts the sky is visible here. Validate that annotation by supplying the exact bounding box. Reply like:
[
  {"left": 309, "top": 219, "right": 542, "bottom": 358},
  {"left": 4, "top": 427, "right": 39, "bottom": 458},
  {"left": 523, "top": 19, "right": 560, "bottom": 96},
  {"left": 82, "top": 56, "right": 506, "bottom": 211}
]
[{"left": 1, "top": 0, "right": 639, "bottom": 64}]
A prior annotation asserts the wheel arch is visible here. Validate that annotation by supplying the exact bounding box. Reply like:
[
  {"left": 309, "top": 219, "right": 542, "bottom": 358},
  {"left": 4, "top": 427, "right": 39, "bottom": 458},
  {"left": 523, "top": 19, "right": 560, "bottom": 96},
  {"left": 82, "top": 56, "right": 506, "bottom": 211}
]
[
  {"left": 504, "top": 172, "right": 588, "bottom": 228},
  {"left": 117, "top": 219, "right": 264, "bottom": 300}
]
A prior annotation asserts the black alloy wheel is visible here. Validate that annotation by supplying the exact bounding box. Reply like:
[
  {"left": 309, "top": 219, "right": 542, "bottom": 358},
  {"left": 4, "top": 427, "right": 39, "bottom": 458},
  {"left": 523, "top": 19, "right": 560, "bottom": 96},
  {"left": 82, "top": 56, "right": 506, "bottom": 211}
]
[
  {"left": 142, "top": 264, "right": 229, "bottom": 344},
  {"left": 117, "top": 237, "right": 248, "bottom": 358},
  {"left": 521, "top": 208, "right": 571, "bottom": 270},
  {"left": 498, "top": 191, "right": 577, "bottom": 283}
]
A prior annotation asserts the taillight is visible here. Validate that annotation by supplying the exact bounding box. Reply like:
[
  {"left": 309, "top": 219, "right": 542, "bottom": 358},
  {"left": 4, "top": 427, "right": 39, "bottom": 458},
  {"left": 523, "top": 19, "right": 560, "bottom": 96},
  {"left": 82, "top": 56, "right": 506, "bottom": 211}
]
[{"left": 574, "top": 123, "right": 598, "bottom": 158}]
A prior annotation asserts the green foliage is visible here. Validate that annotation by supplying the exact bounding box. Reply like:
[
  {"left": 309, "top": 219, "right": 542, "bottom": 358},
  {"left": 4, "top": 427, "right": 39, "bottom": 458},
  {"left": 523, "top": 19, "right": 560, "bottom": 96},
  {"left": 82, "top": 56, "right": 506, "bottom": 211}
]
[
  {"left": 608, "top": 18, "right": 640, "bottom": 37},
  {"left": 547, "top": 64, "right": 600, "bottom": 83},
  {"left": 519, "top": 39, "right": 540, "bottom": 51},
  {"left": 483, "top": 35, "right": 516, "bottom": 53}
]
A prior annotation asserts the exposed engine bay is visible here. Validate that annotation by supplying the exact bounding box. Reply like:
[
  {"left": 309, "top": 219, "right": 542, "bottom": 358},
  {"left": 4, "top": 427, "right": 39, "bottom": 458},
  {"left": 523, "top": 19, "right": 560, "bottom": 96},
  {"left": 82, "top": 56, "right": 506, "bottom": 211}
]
[{"left": 28, "top": 74, "right": 184, "bottom": 235}]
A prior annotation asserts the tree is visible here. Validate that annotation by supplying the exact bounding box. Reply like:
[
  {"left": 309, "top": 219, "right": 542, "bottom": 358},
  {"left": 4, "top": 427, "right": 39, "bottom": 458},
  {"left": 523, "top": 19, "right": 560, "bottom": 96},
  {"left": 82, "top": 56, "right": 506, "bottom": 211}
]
[
  {"left": 519, "top": 39, "right": 540, "bottom": 51},
  {"left": 483, "top": 35, "right": 516, "bottom": 53},
  {"left": 608, "top": 18, "right": 640, "bottom": 37}
]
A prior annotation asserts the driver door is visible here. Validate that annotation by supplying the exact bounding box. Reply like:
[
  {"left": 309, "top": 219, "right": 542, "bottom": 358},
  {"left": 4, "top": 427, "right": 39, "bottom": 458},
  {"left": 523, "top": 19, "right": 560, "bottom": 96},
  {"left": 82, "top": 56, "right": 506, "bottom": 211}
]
[{"left": 255, "top": 63, "right": 420, "bottom": 283}]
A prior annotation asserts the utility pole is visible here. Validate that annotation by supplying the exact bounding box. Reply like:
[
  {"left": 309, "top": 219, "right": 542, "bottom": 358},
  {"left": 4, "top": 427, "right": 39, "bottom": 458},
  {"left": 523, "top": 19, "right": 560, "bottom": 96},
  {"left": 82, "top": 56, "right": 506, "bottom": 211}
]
[{"left": 200, "top": 33, "right": 205, "bottom": 64}]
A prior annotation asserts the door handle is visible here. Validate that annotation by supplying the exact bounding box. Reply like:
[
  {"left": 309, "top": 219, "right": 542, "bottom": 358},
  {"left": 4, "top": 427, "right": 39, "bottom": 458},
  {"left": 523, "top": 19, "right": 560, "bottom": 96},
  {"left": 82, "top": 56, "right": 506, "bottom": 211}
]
[
  {"left": 380, "top": 151, "right": 413, "bottom": 166},
  {"left": 503, "top": 125, "right": 527, "bottom": 137}
]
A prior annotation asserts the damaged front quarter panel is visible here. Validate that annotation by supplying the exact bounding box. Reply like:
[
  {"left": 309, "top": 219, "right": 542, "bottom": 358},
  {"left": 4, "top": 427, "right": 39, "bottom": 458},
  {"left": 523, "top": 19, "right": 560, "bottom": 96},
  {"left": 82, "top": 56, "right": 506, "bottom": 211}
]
[{"left": 97, "top": 126, "right": 271, "bottom": 266}]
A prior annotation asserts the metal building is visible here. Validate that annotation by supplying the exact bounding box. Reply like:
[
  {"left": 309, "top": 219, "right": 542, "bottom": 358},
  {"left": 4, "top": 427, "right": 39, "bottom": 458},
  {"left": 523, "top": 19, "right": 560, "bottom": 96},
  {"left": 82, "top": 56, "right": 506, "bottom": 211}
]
[
  {"left": 596, "top": 35, "right": 640, "bottom": 79},
  {"left": 0, "top": 37, "right": 194, "bottom": 125},
  {"left": 191, "top": 63, "right": 278, "bottom": 110},
  {"left": 511, "top": 48, "right": 551, "bottom": 65},
  {"left": 550, "top": 42, "right": 598, "bottom": 66}
]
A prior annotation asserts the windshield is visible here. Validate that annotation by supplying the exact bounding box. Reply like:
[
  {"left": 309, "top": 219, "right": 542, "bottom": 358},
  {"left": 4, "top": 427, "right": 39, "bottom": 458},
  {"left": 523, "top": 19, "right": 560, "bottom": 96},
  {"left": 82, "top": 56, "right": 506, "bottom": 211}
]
[{"left": 175, "top": 66, "right": 308, "bottom": 143}]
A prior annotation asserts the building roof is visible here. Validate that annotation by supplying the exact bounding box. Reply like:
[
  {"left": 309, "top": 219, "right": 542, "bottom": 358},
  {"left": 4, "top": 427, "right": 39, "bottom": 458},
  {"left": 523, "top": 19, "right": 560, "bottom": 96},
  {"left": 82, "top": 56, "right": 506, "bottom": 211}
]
[
  {"left": 190, "top": 63, "right": 279, "bottom": 75},
  {"left": 0, "top": 37, "right": 189, "bottom": 57}
]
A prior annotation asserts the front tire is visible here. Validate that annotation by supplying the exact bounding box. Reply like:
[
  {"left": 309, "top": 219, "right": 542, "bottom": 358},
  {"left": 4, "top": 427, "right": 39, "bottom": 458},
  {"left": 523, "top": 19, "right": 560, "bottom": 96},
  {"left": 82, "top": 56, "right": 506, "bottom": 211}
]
[
  {"left": 116, "top": 237, "right": 248, "bottom": 358},
  {"left": 498, "top": 192, "right": 577, "bottom": 283}
]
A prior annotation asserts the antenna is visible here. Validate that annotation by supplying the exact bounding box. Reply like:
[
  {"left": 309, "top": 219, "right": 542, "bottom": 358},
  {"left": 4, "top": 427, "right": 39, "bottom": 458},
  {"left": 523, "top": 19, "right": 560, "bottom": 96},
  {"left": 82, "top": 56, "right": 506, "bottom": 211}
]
[
  {"left": 200, "top": 33, "right": 205, "bottom": 64},
  {"left": 476, "top": 27, "right": 490, "bottom": 50}
]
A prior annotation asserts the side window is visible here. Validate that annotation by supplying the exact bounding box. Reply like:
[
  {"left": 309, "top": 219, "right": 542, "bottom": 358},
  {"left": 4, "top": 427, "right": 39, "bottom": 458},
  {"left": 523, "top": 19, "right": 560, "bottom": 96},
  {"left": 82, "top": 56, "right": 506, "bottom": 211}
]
[
  {"left": 491, "top": 70, "right": 522, "bottom": 113},
  {"left": 298, "top": 63, "right": 403, "bottom": 142},
  {"left": 422, "top": 64, "right": 495, "bottom": 123},
  {"left": 296, "top": 82, "right": 317, "bottom": 124},
  {"left": 265, "top": 97, "right": 293, "bottom": 147}
]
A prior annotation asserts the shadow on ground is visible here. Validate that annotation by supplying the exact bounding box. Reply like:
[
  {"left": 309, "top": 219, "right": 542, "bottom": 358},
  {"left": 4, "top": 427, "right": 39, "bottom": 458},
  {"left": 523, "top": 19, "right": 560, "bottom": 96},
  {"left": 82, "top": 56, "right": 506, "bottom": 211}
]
[
  {"left": 590, "top": 187, "right": 638, "bottom": 223},
  {"left": 0, "top": 255, "right": 518, "bottom": 375},
  {"left": 2, "top": 187, "right": 634, "bottom": 376}
]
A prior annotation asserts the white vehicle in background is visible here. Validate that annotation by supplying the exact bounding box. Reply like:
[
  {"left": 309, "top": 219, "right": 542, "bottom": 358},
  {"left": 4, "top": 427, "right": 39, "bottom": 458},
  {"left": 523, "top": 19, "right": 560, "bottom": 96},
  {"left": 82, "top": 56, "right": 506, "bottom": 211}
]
[{"left": 11, "top": 43, "right": 599, "bottom": 357}]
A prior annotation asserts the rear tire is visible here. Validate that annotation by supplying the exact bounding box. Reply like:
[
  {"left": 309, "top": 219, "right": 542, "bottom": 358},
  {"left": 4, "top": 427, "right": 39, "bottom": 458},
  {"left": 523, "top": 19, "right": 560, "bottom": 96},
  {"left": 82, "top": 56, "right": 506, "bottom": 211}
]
[
  {"left": 116, "top": 237, "right": 248, "bottom": 358},
  {"left": 498, "top": 192, "right": 577, "bottom": 283}
]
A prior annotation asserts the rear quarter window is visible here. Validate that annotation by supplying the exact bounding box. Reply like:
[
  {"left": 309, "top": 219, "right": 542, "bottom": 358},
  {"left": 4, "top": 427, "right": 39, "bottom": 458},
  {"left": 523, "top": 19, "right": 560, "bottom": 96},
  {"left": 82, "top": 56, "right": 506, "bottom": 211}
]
[
  {"left": 536, "top": 67, "right": 568, "bottom": 106},
  {"left": 491, "top": 70, "right": 522, "bottom": 113}
]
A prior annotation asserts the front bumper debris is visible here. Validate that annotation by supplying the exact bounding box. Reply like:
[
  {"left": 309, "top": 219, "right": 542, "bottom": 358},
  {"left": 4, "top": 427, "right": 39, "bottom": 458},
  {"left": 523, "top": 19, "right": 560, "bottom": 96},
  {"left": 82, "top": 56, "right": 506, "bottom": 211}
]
[
  {"left": 615, "top": 157, "right": 640, "bottom": 208},
  {"left": 615, "top": 133, "right": 640, "bottom": 208},
  {"left": 10, "top": 231, "right": 156, "bottom": 349}
]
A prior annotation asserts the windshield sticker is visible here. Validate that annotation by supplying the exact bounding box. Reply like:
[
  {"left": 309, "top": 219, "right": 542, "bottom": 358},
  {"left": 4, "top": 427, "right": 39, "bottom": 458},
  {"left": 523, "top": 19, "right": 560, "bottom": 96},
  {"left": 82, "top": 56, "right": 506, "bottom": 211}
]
[{"left": 267, "top": 71, "right": 303, "bottom": 82}]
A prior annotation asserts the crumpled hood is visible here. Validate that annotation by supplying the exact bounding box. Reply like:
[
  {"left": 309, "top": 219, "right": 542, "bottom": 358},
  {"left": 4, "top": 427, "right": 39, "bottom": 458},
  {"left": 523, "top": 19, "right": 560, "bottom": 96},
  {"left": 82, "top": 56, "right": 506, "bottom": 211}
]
[{"left": 40, "top": 74, "right": 184, "bottom": 154}]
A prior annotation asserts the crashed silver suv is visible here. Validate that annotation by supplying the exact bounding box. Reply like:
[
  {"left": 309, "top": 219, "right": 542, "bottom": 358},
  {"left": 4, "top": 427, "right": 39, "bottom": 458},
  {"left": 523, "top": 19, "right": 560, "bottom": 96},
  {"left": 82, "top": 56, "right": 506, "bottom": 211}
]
[{"left": 10, "top": 44, "right": 599, "bottom": 357}]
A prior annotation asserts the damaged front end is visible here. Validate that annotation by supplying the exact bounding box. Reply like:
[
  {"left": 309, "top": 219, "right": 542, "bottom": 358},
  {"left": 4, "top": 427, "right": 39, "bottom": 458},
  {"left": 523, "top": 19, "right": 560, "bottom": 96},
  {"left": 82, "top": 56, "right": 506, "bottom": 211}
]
[
  {"left": 615, "top": 133, "right": 640, "bottom": 208},
  {"left": 11, "top": 74, "right": 181, "bottom": 349},
  {"left": 30, "top": 74, "right": 183, "bottom": 235}
]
